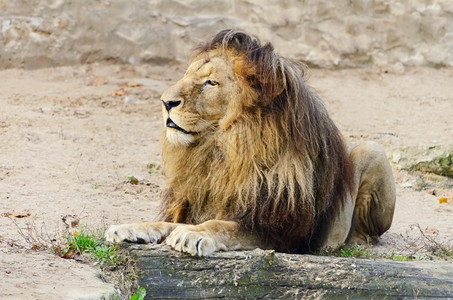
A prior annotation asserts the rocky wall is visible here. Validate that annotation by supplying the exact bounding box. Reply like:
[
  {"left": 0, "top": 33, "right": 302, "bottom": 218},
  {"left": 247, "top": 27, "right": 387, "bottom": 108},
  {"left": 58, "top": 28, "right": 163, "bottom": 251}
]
[{"left": 1, "top": 0, "right": 452, "bottom": 69}]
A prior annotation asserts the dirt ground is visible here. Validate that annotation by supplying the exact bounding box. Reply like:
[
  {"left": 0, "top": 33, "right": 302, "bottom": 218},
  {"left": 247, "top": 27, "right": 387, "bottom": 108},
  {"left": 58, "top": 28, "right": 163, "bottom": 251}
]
[{"left": 1, "top": 63, "right": 452, "bottom": 299}]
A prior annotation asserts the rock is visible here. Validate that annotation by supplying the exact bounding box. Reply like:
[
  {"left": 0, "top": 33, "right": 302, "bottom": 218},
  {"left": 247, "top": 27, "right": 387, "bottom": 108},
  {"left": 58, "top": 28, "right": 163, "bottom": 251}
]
[
  {"left": 390, "top": 145, "right": 453, "bottom": 177},
  {"left": 124, "top": 97, "right": 141, "bottom": 103},
  {"left": 65, "top": 284, "right": 120, "bottom": 300},
  {"left": 1, "top": 0, "right": 453, "bottom": 69}
]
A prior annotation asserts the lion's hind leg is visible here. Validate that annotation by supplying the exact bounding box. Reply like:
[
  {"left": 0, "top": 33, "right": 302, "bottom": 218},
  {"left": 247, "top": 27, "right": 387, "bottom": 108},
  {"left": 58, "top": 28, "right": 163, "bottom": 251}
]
[{"left": 347, "top": 141, "right": 396, "bottom": 244}]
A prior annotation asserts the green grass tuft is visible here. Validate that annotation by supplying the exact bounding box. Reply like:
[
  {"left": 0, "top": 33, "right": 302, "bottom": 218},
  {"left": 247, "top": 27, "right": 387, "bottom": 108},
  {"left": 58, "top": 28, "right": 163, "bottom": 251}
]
[
  {"left": 387, "top": 251, "right": 415, "bottom": 261},
  {"left": 130, "top": 287, "right": 146, "bottom": 300},
  {"left": 146, "top": 163, "right": 161, "bottom": 174},
  {"left": 315, "top": 243, "right": 376, "bottom": 259},
  {"left": 433, "top": 247, "right": 453, "bottom": 260},
  {"left": 125, "top": 175, "right": 139, "bottom": 185},
  {"left": 336, "top": 244, "right": 373, "bottom": 258},
  {"left": 64, "top": 228, "right": 119, "bottom": 267}
]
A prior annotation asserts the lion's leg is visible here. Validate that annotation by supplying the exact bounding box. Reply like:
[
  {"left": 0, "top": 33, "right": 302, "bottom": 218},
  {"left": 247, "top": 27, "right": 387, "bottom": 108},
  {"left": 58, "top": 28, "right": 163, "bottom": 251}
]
[
  {"left": 165, "top": 220, "right": 266, "bottom": 256},
  {"left": 347, "top": 141, "right": 396, "bottom": 244},
  {"left": 105, "top": 222, "right": 179, "bottom": 244},
  {"left": 321, "top": 193, "right": 355, "bottom": 249}
]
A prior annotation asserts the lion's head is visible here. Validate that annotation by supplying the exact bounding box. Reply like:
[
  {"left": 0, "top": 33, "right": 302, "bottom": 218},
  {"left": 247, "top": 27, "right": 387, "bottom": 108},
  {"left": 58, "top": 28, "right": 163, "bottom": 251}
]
[
  {"left": 160, "top": 30, "right": 354, "bottom": 252},
  {"left": 161, "top": 51, "right": 238, "bottom": 146}
]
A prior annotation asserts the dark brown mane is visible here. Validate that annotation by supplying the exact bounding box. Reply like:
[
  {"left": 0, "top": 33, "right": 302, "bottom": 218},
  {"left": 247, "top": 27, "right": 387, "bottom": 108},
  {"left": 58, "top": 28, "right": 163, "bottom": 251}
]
[{"left": 163, "top": 29, "right": 355, "bottom": 253}]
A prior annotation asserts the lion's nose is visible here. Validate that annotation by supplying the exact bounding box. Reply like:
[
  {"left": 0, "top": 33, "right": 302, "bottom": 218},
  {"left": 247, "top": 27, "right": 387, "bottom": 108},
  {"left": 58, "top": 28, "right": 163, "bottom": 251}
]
[{"left": 161, "top": 100, "right": 182, "bottom": 112}]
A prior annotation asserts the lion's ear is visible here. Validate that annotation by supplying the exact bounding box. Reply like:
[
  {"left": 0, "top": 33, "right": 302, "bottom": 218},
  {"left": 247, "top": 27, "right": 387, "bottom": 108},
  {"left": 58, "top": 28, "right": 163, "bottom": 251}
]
[
  {"left": 255, "top": 78, "right": 286, "bottom": 106},
  {"left": 238, "top": 73, "right": 285, "bottom": 108},
  {"left": 246, "top": 75, "right": 260, "bottom": 90}
]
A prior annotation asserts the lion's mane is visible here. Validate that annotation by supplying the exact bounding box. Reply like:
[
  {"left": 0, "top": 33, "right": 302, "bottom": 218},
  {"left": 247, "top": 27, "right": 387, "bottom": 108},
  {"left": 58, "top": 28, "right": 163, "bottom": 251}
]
[{"left": 161, "top": 30, "right": 354, "bottom": 253}]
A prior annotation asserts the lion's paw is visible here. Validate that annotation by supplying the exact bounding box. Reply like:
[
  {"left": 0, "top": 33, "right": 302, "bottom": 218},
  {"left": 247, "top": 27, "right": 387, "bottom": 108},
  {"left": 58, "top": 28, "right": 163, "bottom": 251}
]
[
  {"left": 166, "top": 226, "right": 217, "bottom": 256},
  {"left": 105, "top": 223, "right": 162, "bottom": 244}
]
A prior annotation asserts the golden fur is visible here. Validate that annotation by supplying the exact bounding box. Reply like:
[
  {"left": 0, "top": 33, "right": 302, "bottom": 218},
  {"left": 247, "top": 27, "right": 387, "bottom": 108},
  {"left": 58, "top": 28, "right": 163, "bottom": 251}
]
[
  {"left": 161, "top": 30, "right": 354, "bottom": 252},
  {"left": 105, "top": 30, "right": 396, "bottom": 255}
]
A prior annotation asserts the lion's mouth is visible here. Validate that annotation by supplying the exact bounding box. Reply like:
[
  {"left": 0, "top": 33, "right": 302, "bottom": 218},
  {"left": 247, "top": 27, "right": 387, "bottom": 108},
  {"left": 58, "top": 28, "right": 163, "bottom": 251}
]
[{"left": 166, "top": 118, "right": 194, "bottom": 135}]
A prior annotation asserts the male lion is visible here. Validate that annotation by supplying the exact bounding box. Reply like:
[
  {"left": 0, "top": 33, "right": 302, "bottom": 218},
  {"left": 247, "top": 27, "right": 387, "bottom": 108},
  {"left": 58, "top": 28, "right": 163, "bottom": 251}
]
[{"left": 106, "top": 30, "right": 396, "bottom": 256}]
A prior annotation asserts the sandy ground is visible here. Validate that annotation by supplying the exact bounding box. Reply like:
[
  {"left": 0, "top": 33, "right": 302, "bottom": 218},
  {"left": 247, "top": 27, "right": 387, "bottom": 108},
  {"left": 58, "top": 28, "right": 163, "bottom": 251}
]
[{"left": 1, "top": 64, "right": 452, "bottom": 299}]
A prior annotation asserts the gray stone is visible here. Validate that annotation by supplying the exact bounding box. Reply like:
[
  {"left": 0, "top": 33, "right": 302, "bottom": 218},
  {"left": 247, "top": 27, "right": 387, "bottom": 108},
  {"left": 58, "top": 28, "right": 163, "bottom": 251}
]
[
  {"left": 67, "top": 284, "right": 120, "bottom": 300},
  {"left": 390, "top": 145, "right": 453, "bottom": 177},
  {"left": 1, "top": 0, "right": 453, "bottom": 69}
]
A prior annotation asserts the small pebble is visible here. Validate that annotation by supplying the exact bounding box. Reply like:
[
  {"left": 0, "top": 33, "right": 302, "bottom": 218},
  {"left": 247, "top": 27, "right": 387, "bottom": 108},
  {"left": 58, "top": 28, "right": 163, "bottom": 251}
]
[{"left": 124, "top": 96, "right": 141, "bottom": 103}]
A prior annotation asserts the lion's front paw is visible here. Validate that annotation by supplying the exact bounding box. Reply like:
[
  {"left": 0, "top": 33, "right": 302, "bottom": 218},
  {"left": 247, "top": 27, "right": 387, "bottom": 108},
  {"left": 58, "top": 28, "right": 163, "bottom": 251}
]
[
  {"left": 105, "top": 223, "right": 162, "bottom": 244},
  {"left": 166, "top": 226, "right": 217, "bottom": 256}
]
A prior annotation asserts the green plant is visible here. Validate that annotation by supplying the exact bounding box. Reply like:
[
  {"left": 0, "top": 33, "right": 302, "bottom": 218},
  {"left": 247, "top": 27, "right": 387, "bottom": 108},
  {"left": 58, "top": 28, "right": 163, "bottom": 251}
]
[
  {"left": 90, "top": 243, "right": 119, "bottom": 266},
  {"left": 432, "top": 247, "right": 453, "bottom": 260},
  {"left": 146, "top": 163, "right": 161, "bottom": 174},
  {"left": 130, "top": 287, "right": 146, "bottom": 300},
  {"left": 64, "top": 228, "right": 119, "bottom": 267},
  {"left": 315, "top": 244, "right": 375, "bottom": 259},
  {"left": 336, "top": 244, "right": 372, "bottom": 258},
  {"left": 125, "top": 175, "right": 139, "bottom": 185},
  {"left": 387, "top": 251, "right": 415, "bottom": 261},
  {"left": 393, "top": 255, "right": 414, "bottom": 261},
  {"left": 66, "top": 230, "right": 99, "bottom": 252}
]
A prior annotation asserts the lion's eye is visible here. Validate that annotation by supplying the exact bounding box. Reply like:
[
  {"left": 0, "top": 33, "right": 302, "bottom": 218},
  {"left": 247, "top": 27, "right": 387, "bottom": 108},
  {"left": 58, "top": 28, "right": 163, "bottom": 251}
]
[{"left": 204, "top": 80, "right": 219, "bottom": 86}]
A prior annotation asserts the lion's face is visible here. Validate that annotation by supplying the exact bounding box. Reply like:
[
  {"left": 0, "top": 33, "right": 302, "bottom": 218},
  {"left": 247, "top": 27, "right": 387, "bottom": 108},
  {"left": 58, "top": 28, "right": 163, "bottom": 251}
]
[{"left": 161, "top": 55, "right": 242, "bottom": 146}]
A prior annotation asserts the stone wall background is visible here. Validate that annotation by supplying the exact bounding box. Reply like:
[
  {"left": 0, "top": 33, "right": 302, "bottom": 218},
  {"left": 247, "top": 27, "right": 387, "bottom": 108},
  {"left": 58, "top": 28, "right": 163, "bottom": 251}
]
[{"left": 1, "top": 0, "right": 452, "bottom": 69}]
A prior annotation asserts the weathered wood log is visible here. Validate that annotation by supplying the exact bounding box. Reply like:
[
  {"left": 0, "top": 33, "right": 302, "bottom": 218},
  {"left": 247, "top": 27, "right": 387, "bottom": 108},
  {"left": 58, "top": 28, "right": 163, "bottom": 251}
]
[{"left": 124, "top": 244, "right": 453, "bottom": 299}]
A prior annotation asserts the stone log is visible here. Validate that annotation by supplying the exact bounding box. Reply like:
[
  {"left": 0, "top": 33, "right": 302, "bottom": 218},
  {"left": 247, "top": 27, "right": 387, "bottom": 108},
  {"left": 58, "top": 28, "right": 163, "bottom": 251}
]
[{"left": 125, "top": 244, "right": 453, "bottom": 299}]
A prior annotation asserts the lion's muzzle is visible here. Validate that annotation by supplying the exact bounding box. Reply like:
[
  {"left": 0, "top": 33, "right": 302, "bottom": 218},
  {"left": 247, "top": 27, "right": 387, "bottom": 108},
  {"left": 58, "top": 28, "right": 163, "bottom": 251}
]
[{"left": 166, "top": 118, "right": 194, "bottom": 135}]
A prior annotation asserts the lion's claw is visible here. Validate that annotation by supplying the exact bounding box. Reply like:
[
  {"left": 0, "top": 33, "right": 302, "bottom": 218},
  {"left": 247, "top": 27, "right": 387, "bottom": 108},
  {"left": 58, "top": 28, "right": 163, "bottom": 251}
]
[
  {"left": 104, "top": 224, "right": 162, "bottom": 244},
  {"left": 166, "top": 227, "right": 217, "bottom": 256}
]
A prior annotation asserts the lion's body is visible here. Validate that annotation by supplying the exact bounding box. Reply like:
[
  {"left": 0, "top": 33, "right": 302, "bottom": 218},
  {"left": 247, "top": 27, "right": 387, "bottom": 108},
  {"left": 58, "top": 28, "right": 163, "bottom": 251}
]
[{"left": 106, "top": 30, "right": 396, "bottom": 256}]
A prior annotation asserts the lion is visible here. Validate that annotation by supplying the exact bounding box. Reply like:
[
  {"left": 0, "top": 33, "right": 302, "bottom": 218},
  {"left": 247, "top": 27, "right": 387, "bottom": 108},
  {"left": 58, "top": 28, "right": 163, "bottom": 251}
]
[{"left": 105, "top": 30, "right": 396, "bottom": 256}]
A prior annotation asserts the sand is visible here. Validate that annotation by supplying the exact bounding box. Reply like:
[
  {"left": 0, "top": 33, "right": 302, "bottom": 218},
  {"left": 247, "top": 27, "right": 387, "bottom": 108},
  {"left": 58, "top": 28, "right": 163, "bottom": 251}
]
[{"left": 0, "top": 64, "right": 452, "bottom": 298}]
